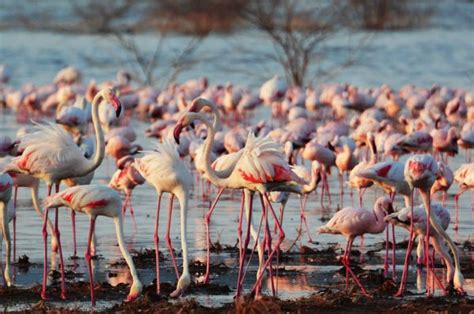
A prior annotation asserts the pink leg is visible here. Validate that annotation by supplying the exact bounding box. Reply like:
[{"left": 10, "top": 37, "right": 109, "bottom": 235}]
[
  {"left": 126, "top": 191, "right": 137, "bottom": 231},
  {"left": 204, "top": 187, "right": 225, "bottom": 284},
  {"left": 384, "top": 227, "right": 389, "bottom": 277},
  {"left": 41, "top": 184, "right": 52, "bottom": 300},
  {"left": 391, "top": 224, "right": 396, "bottom": 280},
  {"left": 237, "top": 191, "right": 252, "bottom": 297},
  {"left": 261, "top": 195, "right": 276, "bottom": 297},
  {"left": 154, "top": 193, "right": 162, "bottom": 294},
  {"left": 85, "top": 218, "right": 96, "bottom": 306},
  {"left": 274, "top": 202, "right": 284, "bottom": 235},
  {"left": 13, "top": 186, "right": 17, "bottom": 263},
  {"left": 395, "top": 189, "right": 416, "bottom": 297},
  {"left": 343, "top": 237, "right": 370, "bottom": 296},
  {"left": 250, "top": 193, "right": 285, "bottom": 295},
  {"left": 339, "top": 173, "right": 344, "bottom": 207},
  {"left": 320, "top": 177, "right": 325, "bottom": 207},
  {"left": 324, "top": 172, "right": 332, "bottom": 205},
  {"left": 54, "top": 183, "right": 66, "bottom": 300},
  {"left": 165, "top": 195, "right": 180, "bottom": 280},
  {"left": 235, "top": 192, "right": 245, "bottom": 295},
  {"left": 300, "top": 195, "right": 312, "bottom": 242},
  {"left": 424, "top": 192, "right": 431, "bottom": 297},
  {"left": 71, "top": 210, "right": 77, "bottom": 257}
]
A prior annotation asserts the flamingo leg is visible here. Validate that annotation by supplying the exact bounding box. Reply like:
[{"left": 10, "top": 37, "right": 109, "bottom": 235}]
[
  {"left": 262, "top": 195, "right": 276, "bottom": 297},
  {"left": 127, "top": 191, "right": 137, "bottom": 232},
  {"left": 453, "top": 188, "right": 466, "bottom": 231},
  {"left": 250, "top": 193, "right": 285, "bottom": 295},
  {"left": 299, "top": 195, "right": 313, "bottom": 242},
  {"left": 54, "top": 183, "right": 66, "bottom": 300},
  {"left": 165, "top": 194, "right": 180, "bottom": 280},
  {"left": 424, "top": 190, "right": 432, "bottom": 297},
  {"left": 339, "top": 173, "right": 344, "bottom": 207},
  {"left": 395, "top": 189, "right": 416, "bottom": 297},
  {"left": 71, "top": 210, "right": 77, "bottom": 257},
  {"left": 343, "top": 237, "right": 369, "bottom": 296},
  {"left": 41, "top": 184, "right": 53, "bottom": 300},
  {"left": 391, "top": 224, "right": 397, "bottom": 280},
  {"left": 153, "top": 192, "right": 162, "bottom": 294},
  {"left": 13, "top": 186, "right": 17, "bottom": 264},
  {"left": 204, "top": 187, "right": 224, "bottom": 284},
  {"left": 85, "top": 217, "right": 96, "bottom": 306},
  {"left": 384, "top": 227, "right": 389, "bottom": 277},
  {"left": 235, "top": 191, "right": 246, "bottom": 296}
]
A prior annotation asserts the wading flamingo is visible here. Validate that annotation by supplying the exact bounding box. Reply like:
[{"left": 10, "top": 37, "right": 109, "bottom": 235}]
[
  {"left": 318, "top": 197, "right": 393, "bottom": 296},
  {"left": 401, "top": 154, "right": 464, "bottom": 297},
  {"left": 3, "top": 88, "right": 121, "bottom": 300},
  {"left": 43, "top": 184, "right": 142, "bottom": 306},
  {"left": 174, "top": 111, "right": 306, "bottom": 298},
  {"left": 132, "top": 137, "right": 192, "bottom": 297},
  {"left": 385, "top": 203, "right": 463, "bottom": 295}
]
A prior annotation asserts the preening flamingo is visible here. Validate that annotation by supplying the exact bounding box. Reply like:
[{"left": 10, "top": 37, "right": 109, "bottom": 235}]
[
  {"left": 132, "top": 137, "right": 192, "bottom": 297},
  {"left": 43, "top": 184, "right": 142, "bottom": 306},
  {"left": 3, "top": 87, "right": 121, "bottom": 300},
  {"left": 318, "top": 197, "right": 393, "bottom": 296}
]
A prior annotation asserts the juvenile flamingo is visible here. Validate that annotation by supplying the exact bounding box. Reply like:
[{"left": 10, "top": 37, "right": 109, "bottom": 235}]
[
  {"left": 43, "top": 185, "right": 142, "bottom": 306},
  {"left": 318, "top": 197, "right": 393, "bottom": 296}
]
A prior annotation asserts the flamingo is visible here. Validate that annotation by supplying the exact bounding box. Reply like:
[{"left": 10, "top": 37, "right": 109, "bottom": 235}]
[
  {"left": 42, "top": 184, "right": 142, "bottom": 306},
  {"left": 0, "top": 173, "right": 13, "bottom": 286},
  {"left": 401, "top": 154, "right": 464, "bottom": 296},
  {"left": 385, "top": 203, "right": 464, "bottom": 295},
  {"left": 348, "top": 132, "right": 377, "bottom": 207},
  {"left": 132, "top": 137, "right": 192, "bottom": 297},
  {"left": 174, "top": 110, "right": 306, "bottom": 298},
  {"left": 109, "top": 155, "right": 146, "bottom": 229},
  {"left": 453, "top": 163, "right": 474, "bottom": 209},
  {"left": 3, "top": 87, "right": 121, "bottom": 300},
  {"left": 430, "top": 162, "right": 453, "bottom": 207},
  {"left": 318, "top": 197, "right": 394, "bottom": 296}
]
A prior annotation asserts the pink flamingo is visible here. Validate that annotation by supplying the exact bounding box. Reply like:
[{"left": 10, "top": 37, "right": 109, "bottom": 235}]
[
  {"left": 3, "top": 88, "right": 121, "bottom": 300},
  {"left": 431, "top": 162, "right": 453, "bottom": 207},
  {"left": 109, "top": 156, "right": 146, "bottom": 229},
  {"left": 453, "top": 163, "right": 474, "bottom": 214},
  {"left": 302, "top": 140, "right": 336, "bottom": 206},
  {"left": 132, "top": 137, "right": 192, "bottom": 297},
  {"left": 318, "top": 197, "right": 393, "bottom": 296},
  {"left": 401, "top": 154, "right": 464, "bottom": 297},
  {"left": 43, "top": 184, "right": 142, "bottom": 306},
  {"left": 259, "top": 75, "right": 287, "bottom": 105},
  {"left": 174, "top": 110, "right": 305, "bottom": 298},
  {"left": 349, "top": 132, "right": 377, "bottom": 207},
  {"left": 385, "top": 203, "right": 464, "bottom": 295}
]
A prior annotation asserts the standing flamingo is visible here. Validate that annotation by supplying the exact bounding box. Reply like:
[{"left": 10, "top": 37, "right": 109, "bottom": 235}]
[
  {"left": 174, "top": 111, "right": 306, "bottom": 298},
  {"left": 42, "top": 185, "right": 142, "bottom": 306},
  {"left": 3, "top": 87, "right": 121, "bottom": 300},
  {"left": 385, "top": 203, "right": 464, "bottom": 295},
  {"left": 132, "top": 137, "right": 192, "bottom": 297},
  {"left": 318, "top": 197, "right": 393, "bottom": 296},
  {"left": 401, "top": 154, "right": 464, "bottom": 296}
]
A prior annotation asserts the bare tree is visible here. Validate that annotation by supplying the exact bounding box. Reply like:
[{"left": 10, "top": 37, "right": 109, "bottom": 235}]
[{"left": 241, "top": 0, "right": 367, "bottom": 86}]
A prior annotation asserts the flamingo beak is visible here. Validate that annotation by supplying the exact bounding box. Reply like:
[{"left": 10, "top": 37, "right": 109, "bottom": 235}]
[
  {"left": 173, "top": 123, "right": 183, "bottom": 145},
  {"left": 110, "top": 95, "right": 122, "bottom": 118}
]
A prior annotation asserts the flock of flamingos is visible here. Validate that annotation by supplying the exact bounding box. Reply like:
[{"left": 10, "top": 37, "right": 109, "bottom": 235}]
[{"left": 0, "top": 65, "right": 472, "bottom": 306}]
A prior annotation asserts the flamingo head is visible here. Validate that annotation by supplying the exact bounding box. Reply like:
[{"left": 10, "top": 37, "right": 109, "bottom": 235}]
[
  {"left": 173, "top": 113, "right": 196, "bottom": 145},
  {"left": 405, "top": 155, "right": 438, "bottom": 189},
  {"left": 188, "top": 97, "right": 215, "bottom": 113},
  {"left": 101, "top": 88, "right": 122, "bottom": 118},
  {"left": 126, "top": 280, "right": 143, "bottom": 303}
]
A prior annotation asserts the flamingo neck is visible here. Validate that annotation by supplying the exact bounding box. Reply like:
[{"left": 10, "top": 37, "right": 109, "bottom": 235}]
[
  {"left": 175, "top": 188, "right": 190, "bottom": 275},
  {"left": 113, "top": 216, "right": 142, "bottom": 295},
  {"left": 197, "top": 114, "right": 231, "bottom": 188},
  {"left": 82, "top": 92, "right": 105, "bottom": 175},
  {"left": 302, "top": 168, "right": 319, "bottom": 194},
  {"left": 369, "top": 206, "right": 387, "bottom": 234}
]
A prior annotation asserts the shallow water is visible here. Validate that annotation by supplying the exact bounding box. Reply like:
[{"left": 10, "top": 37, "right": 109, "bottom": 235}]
[{"left": 0, "top": 108, "right": 473, "bottom": 310}]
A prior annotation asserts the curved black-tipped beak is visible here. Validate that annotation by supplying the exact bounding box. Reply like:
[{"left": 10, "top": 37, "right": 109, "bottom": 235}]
[
  {"left": 111, "top": 95, "right": 122, "bottom": 118},
  {"left": 387, "top": 202, "right": 394, "bottom": 214},
  {"left": 173, "top": 124, "right": 183, "bottom": 145}
]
